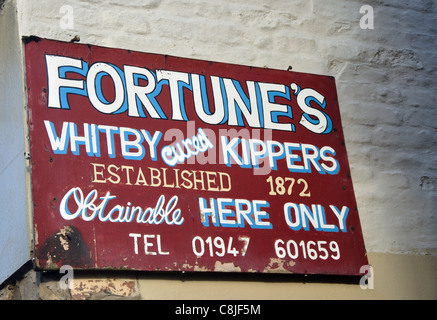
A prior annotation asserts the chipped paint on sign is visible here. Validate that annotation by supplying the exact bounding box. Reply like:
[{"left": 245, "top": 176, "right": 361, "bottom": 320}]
[
  {"left": 264, "top": 258, "right": 295, "bottom": 273},
  {"left": 214, "top": 261, "right": 242, "bottom": 272}
]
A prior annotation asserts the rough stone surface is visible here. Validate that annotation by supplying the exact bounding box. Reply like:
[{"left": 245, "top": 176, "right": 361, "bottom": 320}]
[{"left": 0, "top": 269, "right": 141, "bottom": 300}]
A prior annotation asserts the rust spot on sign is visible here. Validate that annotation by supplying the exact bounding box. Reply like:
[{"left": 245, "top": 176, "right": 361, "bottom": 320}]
[{"left": 38, "top": 226, "right": 92, "bottom": 269}]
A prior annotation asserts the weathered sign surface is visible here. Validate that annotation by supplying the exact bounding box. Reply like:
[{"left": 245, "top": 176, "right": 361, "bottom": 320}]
[{"left": 25, "top": 38, "right": 367, "bottom": 275}]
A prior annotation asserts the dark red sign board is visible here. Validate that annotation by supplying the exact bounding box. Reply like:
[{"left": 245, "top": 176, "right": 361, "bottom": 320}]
[{"left": 25, "top": 38, "right": 367, "bottom": 275}]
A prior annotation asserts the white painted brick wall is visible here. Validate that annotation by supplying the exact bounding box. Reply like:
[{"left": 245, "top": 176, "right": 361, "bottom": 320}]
[{"left": 14, "top": 0, "right": 437, "bottom": 254}]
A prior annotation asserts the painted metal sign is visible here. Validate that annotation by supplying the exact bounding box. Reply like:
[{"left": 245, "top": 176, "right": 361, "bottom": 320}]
[{"left": 25, "top": 38, "right": 367, "bottom": 275}]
